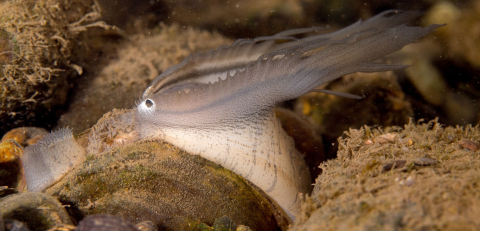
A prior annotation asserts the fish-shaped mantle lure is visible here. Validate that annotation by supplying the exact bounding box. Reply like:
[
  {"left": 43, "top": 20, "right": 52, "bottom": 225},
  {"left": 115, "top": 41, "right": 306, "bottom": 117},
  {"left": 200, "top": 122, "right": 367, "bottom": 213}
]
[{"left": 135, "top": 10, "right": 442, "bottom": 220}]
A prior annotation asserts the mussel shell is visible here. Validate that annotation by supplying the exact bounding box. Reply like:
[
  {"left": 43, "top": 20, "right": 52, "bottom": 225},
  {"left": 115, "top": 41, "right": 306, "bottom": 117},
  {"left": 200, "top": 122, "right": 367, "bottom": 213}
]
[{"left": 46, "top": 141, "right": 289, "bottom": 230}]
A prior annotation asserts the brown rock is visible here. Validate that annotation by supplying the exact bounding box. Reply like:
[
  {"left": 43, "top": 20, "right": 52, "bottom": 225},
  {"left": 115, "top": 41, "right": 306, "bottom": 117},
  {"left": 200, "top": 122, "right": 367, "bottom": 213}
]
[
  {"left": 294, "top": 121, "right": 480, "bottom": 230},
  {"left": 0, "top": 140, "right": 26, "bottom": 191},
  {"left": 458, "top": 139, "right": 480, "bottom": 152}
]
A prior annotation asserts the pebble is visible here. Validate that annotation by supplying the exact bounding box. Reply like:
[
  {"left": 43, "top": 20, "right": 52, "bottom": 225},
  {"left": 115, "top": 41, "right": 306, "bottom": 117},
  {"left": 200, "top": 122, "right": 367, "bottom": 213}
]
[
  {"left": 399, "top": 176, "right": 415, "bottom": 186},
  {"left": 382, "top": 160, "right": 407, "bottom": 172},
  {"left": 378, "top": 133, "right": 397, "bottom": 142},
  {"left": 414, "top": 158, "right": 437, "bottom": 166},
  {"left": 408, "top": 139, "right": 414, "bottom": 146},
  {"left": 405, "top": 176, "right": 415, "bottom": 186},
  {"left": 3, "top": 220, "right": 29, "bottom": 231},
  {"left": 458, "top": 139, "right": 480, "bottom": 152},
  {"left": 0, "top": 140, "right": 26, "bottom": 191},
  {"left": 76, "top": 214, "right": 138, "bottom": 231},
  {"left": 375, "top": 137, "right": 389, "bottom": 144}
]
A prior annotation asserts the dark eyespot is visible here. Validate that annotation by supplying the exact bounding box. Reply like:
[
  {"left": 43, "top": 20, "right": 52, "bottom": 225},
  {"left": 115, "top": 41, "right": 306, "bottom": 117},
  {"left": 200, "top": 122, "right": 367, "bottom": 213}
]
[{"left": 145, "top": 99, "right": 154, "bottom": 108}]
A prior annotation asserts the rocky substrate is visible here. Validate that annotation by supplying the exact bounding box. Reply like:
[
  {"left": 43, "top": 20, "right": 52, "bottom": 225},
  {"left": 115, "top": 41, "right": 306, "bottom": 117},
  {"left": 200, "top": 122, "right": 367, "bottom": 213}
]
[{"left": 292, "top": 120, "right": 480, "bottom": 230}]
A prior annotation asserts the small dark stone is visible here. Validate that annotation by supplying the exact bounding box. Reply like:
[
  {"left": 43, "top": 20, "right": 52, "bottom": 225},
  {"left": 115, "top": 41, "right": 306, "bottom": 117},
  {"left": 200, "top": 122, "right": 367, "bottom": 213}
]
[
  {"left": 75, "top": 215, "right": 138, "bottom": 231},
  {"left": 4, "top": 220, "right": 29, "bottom": 231},
  {"left": 414, "top": 158, "right": 437, "bottom": 166},
  {"left": 447, "top": 134, "right": 454, "bottom": 142},
  {"left": 382, "top": 160, "right": 406, "bottom": 172}
]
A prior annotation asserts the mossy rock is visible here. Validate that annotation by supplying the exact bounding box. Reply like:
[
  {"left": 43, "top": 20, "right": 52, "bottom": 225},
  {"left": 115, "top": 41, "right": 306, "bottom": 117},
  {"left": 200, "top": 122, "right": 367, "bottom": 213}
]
[
  {"left": 292, "top": 120, "right": 480, "bottom": 230},
  {"left": 0, "top": 0, "right": 112, "bottom": 135},
  {"left": 45, "top": 140, "right": 289, "bottom": 230}
]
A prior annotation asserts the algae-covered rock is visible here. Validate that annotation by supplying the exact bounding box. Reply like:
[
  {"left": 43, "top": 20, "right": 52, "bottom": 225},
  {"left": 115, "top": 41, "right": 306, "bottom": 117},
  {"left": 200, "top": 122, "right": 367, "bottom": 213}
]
[
  {"left": 292, "top": 120, "right": 480, "bottom": 230},
  {"left": 0, "top": 0, "right": 113, "bottom": 135},
  {"left": 0, "top": 192, "right": 73, "bottom": 231},
  {"left": 46, "top": 136, "right": 289, "bottom": 230}
]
